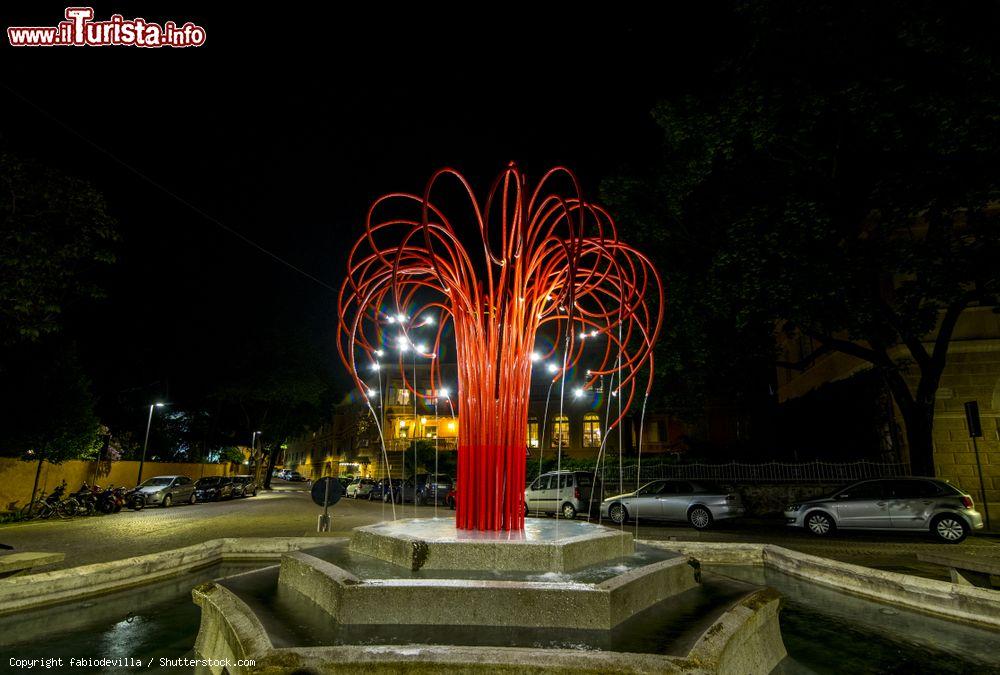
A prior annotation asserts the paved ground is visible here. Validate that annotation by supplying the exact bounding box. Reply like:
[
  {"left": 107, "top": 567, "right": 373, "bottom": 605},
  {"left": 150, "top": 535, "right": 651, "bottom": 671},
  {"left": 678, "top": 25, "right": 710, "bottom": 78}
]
[{"left": 2, "top": 479, "right": 998, "bottom": 580}]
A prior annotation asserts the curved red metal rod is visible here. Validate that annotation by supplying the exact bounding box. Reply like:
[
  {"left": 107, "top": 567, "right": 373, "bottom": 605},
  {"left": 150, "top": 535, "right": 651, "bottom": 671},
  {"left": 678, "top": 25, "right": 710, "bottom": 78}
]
[{"left": 338, "top": 164, "right": 664, "bottom": 531}]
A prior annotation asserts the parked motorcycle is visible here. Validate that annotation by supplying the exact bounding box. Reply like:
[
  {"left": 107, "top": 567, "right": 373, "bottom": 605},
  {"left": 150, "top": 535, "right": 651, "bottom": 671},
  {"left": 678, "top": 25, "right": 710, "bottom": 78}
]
[
  {"left": 123, "top": 487, "right": 146, "bottom": 511},
  {"left": 62, "top": 482, "right": 97, "bottom": 517},
  {"left": 97, "top": 484, "right": 124, "bottom": 514},
  {"left": 109, "top": 486, "right": 127, "bottom": 513},
  {"left": 21, "top": 480, "right": 69, "bottom": 519}
]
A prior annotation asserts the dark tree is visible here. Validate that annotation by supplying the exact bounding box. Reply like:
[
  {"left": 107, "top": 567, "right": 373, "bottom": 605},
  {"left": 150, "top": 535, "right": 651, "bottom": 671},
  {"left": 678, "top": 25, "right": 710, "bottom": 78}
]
[
  {"left": 0, "top": 151, "right": 117, "bottom": 346},
  {"left": 0, "top": 341, "right": 100, "bottom": 510},
  {"left": 605, "top": 0, "right": 1000, "bottom": 474},
  {"left": 210, "top": 328, "right": 335, "bottom": 488}
]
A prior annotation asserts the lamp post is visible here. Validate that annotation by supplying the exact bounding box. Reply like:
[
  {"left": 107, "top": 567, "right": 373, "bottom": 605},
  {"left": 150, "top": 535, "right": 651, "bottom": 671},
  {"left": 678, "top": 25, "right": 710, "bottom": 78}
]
[
  {"left": 251, "top": 430, "right": 262, "bottom": 484},
  {"left": 137, "top": 402, "right": 166, "bottom": 485}
]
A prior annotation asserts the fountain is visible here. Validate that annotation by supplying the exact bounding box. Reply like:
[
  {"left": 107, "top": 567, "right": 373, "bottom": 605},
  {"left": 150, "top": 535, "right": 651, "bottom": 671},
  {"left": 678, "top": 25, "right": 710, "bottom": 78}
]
[
  {"left": 1, "top": 166, "right": 995, "bottom": 673},
  {"left": 191, "top": 165, "right": 787, "bottom": 673}
]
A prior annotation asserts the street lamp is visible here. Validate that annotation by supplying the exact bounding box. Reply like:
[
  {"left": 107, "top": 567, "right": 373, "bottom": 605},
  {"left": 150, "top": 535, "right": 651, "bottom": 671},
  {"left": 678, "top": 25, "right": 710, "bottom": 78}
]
[
  {"left": 137, "top": 402, "right": 166, "bottom": 484},
  {"left": 251, "top": 430, "right": 263, "bottom": 483}
]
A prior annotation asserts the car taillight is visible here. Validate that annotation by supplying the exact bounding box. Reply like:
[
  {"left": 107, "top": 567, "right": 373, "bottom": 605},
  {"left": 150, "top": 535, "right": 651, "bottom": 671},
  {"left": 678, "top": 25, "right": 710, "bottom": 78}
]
[
  {"left": 962, "top": 495, "right": 974, "bottom": 509},
  {"left": 574, "top": 487, "right": 580, "bottom": 500}
]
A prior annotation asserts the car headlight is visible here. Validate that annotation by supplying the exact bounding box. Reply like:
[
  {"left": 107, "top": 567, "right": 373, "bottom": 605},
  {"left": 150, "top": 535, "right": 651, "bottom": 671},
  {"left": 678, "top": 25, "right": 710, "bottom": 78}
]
[{"left": 786, "top": 504, "right": 801, "bottom": 512}]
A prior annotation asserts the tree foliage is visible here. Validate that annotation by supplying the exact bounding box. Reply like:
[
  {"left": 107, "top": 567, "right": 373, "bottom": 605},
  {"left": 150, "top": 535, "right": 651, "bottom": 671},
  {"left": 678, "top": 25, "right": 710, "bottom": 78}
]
[
  {"left": 0, "top": 151, "right": 117, "bottom": 346},
  {"left": 0, "top": 340, "right": 101, "bottom": 463},
  {"left": 604, "top": 0, "right": 1000, "bottom": 472},
  {"left": 209, "top": 327, "right": 335, "bottom": 485}
]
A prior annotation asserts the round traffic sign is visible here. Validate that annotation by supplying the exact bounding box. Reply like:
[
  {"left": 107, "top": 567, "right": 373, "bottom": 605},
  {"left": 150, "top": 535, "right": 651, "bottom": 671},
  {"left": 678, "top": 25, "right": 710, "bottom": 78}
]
[{"left": 310, "top": 477, "right": 343, "bottom": 507}]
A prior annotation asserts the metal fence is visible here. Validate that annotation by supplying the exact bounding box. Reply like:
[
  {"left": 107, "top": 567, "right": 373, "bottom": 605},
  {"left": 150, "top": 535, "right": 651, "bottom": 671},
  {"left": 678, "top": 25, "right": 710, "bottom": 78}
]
[{"left": 599, "top": 460, "right": 910, "bottom": 485}]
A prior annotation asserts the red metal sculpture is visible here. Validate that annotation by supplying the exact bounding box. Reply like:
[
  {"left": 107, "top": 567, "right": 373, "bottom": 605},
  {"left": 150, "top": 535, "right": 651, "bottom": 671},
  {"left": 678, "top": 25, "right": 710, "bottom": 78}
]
[{"left": 337, "top": 163, "right": 663, "bottom": 531}]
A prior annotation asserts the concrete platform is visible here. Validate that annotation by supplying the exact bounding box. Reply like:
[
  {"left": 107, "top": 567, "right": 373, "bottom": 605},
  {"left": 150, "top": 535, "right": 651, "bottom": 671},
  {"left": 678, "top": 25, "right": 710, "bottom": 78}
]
[
  {"left": 277, "top": 550, "right": 699, "bottom": 630},
  {"left": 349, "top": 517, "right": 634, "bottom": 572}
]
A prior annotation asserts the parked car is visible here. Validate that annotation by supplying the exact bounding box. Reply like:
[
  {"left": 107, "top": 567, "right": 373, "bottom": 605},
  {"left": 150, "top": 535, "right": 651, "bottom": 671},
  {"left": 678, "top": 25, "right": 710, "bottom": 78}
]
[
  {"left": 232, "top": 475, "right": 259, "bottom": 497},
  {"left": 135, "top": 475, "right": 196, "bottom": 507},
  {"left": 370, "top": 478, "right": 402, "bottom": 501},
  {"left": 784, "top": 477, "right": 984, "bottom": 543},
  {"left": 525, "top": 471, "right": 602, "bottom": 519},
  {"left": 194, "top": 476, "right": 235, "bottom": 501},
  {"left": 285, "top": 471, "right": 308, "bottom": 482},
  {"left": 391, "top": 474, "right": 453, "bottom": 505},
  {"left": 600, "top": 479, "right": 744, "bottom": 530},
  {"left": 346, "top": 478, "right": 376, "bottom": 498}
]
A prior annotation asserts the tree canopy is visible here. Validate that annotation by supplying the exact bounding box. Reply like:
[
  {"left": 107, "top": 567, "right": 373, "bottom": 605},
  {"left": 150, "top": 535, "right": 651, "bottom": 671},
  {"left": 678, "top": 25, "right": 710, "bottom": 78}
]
[
  {"left": 0, "top": 150, "right": 117, "bottom": 346},
  {"left": 603, "top": 0, "right": 1000, "bottom": 472}
]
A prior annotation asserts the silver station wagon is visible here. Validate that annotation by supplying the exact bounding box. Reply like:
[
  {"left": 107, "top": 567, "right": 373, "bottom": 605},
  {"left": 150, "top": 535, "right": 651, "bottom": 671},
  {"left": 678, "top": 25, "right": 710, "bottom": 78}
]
[
  {"left": 600, "top": 479, "right": 745, "bottom": 529},
  {"left": 784, "top": 477, "right": 984, "bottom": 543},
  {"left": 524, "top": 471, "right": 602, "bottom": 519}
]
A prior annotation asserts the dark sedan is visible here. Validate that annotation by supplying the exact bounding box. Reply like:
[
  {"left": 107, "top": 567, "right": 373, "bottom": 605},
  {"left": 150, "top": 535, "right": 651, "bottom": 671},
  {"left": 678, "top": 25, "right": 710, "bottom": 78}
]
[
  {"left": 369, "top": 478, "right": 402, "bottom": 501},
  {"left": 194, "top": 476, "right": 234, "bottom": 501}
]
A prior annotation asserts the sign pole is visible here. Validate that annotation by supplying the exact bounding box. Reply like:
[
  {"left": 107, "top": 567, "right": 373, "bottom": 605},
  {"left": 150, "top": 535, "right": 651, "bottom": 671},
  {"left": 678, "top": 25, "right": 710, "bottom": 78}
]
[
  {"left": 964, "top": 401, "right": 991, "bottom": 529},
  {"left": 318, "top": 478, "right": 331, "bottom": 532}
]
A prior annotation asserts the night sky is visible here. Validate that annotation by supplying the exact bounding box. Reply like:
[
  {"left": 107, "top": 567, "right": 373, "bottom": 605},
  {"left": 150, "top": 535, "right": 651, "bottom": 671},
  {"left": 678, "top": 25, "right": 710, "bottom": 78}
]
[{"left": 2, "top": 3, "right": 730, "bottom": 407}]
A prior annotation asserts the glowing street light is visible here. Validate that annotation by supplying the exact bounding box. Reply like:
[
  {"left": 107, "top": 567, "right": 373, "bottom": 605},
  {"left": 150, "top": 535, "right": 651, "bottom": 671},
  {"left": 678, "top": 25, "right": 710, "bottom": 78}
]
[
  {"left": 573, "top": 388, "right": 584, "bottom": 398},
  {"left": 137, "top": 402, "right": 166, "bottom": 484},
  {"left": 546, "top": 363, "right": 559, "bottom": 374},
  {"left": 530, "top": 352, "right": 541, "bottom": 362}
]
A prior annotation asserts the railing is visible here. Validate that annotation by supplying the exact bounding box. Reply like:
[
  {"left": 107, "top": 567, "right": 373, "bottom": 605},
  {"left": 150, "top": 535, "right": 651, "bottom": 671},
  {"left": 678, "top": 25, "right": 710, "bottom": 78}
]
[{"left": 598, "top": 460, "right": 910, "bottom": 485}]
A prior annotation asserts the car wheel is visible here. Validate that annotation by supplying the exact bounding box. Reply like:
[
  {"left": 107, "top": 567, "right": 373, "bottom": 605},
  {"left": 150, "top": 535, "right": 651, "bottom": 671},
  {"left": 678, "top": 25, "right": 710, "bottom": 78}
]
[
  {"left": 931, "top": 514, "right": 969, "bottom": 543},
  {"left": 163, "top": 494, "right": 172, "bottom": 508},
  {"left": 189, "top": 493, "right": 197, "bottom": 505},
  {"left": 688, "top": 506, "right": 714, "bottom": 530},
  {"left": 608, "top": 503, "right": 628, "bottom": 525},
  {"left": 805, "top": 511, "right": 834, "bottom": 536},
  {"left": 251, "top": 488, "right": 257, "bottom": 497},
  {"left": 561, "top": 503, "right": 577, "bottom": 520}
]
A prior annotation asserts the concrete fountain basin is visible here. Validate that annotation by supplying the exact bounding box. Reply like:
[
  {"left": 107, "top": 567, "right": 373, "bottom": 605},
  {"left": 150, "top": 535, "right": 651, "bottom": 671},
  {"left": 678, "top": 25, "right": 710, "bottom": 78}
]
[{"left": 190, "top": 520, "right": 788, "bottom": 673}]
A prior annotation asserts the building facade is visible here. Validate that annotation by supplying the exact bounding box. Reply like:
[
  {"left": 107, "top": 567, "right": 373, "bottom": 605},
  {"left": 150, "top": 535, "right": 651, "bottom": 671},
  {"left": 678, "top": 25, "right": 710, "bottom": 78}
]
[{"left": 285, "top": 363, "right": 680, "bottom": 481}]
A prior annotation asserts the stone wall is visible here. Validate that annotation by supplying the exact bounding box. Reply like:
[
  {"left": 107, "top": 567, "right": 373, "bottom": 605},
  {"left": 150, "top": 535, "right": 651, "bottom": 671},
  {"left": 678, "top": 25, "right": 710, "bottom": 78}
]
[
  {"left": 923, "top": 343, "right": 1000, "bottom": 513},
  {"left": 0, "top": 458, "right": 234, "bottom": 512}
]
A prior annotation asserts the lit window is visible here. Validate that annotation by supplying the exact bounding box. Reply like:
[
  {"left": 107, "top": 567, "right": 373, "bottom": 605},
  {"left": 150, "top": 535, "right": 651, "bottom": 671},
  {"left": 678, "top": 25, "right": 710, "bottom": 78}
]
[
  {"left": 527, "top": 418, "right": 539, "bottom": 448},
  {"left": 583, "top": 413, "right": 601, "bottom": 448},
  {"left": 551, "top": 416, "right": 569, "bottom": 448}
]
